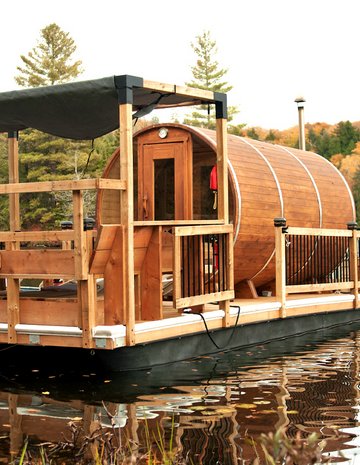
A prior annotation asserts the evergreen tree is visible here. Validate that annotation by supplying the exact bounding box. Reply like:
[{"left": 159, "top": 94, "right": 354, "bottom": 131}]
[
  {"left": 352, "top": 165, "right": 360, "bottom": 221},
  {"left": 307, "top": 121, "right": 360, "bottom": 159},
  {"left": 246, "top": 127, "right": 260, "bottom": 140},
  {"left": 184, "top": 31, "right": 238, "bottom": 128},
  {"left": 15, "top": 23, "right": 83, "bottom": 87},
  {"left": 333, "top": 121, "right": 360, "bottom": 155},
  {"left": 14, "top": 23, "right": 91, "bottom": 228}
]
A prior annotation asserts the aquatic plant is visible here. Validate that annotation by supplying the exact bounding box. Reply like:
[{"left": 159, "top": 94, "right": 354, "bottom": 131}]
[
  {"left": 13, "top": 420, "right": 344, "bottom": 464},
  {"left": 249, "top": 428, "right": 334, "bottom": 464}
]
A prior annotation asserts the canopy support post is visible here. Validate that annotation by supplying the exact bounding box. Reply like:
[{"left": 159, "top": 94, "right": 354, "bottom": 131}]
[
  {"left": 7, "top": 132, "right": 20, "bottom": 343},
  {"left": 119, "top": 103, "right": 135, "bottom": 346}
]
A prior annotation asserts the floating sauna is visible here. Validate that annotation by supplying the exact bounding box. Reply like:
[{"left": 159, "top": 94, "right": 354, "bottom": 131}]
[{"left": 98, "top": 123, "right": 355, "bottom": 292}]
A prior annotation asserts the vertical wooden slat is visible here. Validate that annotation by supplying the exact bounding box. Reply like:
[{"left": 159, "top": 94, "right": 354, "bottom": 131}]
[
  {"left": 79, "top": 275, "right": 97, "bottom": 348},
  {"left": 141, "top": 226, "right": 163, "bottom": 320},
  {"left": 73, "top": 190, "right": 93, "bottom": 347},
  {"left": 73, "top": 190, "right": 87, "bottom": 280},
  {"left": 221, "top": 231, "right": 233, "bottom": 327},
  {"left": 7, "top": 134, "right": 20, "bottom": 342},
  {"left": 8, "top": 393, "right": 23, "bottom": 458},
  {"left": 104, "top": 226, "right": 125, "bottom": 324},
  {"left": 173, "top": 229, "right": 181, "bottom": 309},
  {"left": 216, "top": 118, "right": 231, "bottom": 324},
  {"left": 7, "top": 279, "right": 19, "bottom": 343},
  {"left": 119, "top": 103, "right": 135, "bottom": 346},
  {"left": 216, "top": 118, "right": 228, "bottom": 224},
  {"left": 227, "top": 230, "right": 234, "bottom": 291},
  {"left": 275, "top": 226, "right": 286, "bottom": 318},
  {"left": 351, "top": 231, "right": 359, "bottom": 309}
]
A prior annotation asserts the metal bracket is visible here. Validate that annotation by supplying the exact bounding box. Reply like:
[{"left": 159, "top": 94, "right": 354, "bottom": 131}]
[
  {"left": 29, "top": 334, "right": 40, "bottom": 344},
  {"left": 95, "top": 338, "right": 106, "bottom": 349}
]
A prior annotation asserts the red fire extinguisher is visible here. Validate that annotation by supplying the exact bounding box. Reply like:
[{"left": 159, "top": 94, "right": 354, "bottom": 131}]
[{"left": 209, "top": 165, "right": 218, "bottom": 210}]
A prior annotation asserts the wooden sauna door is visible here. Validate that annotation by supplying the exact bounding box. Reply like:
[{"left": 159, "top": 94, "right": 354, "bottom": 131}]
[{"left": 138, "top": 141, "right": 192, "bottom": 221}]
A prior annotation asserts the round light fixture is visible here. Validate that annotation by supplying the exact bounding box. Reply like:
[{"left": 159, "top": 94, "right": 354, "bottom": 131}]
[{"left": 158, "top": 127, "right": 168, "bottom": 139}]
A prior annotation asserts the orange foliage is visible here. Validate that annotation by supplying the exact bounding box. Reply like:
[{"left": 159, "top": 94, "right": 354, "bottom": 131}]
[
  {"left": 329, "top": 154, "right": 344, "bottom": 169},
  {"left": 338, "top": 154, "right": 360, "bottom": 189}
]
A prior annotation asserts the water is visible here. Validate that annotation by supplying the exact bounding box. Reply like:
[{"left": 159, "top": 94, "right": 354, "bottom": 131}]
[{"left": 2, "top": 322, "right": 360, "bottom": 463}]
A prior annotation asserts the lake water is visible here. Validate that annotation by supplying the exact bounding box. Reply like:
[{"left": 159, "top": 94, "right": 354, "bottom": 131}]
[{"left": 2, "top": 321, "right": 360, "bottom": 463}]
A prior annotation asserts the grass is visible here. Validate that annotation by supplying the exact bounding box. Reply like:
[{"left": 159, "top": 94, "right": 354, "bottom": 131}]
[{"left": 11, "top": 418, "right": 342, "bottom": 464}]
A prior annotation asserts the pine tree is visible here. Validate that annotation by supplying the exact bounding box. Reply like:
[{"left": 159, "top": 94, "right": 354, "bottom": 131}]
[
  {"left": 184, "top": 31, "right": 238, "bottom": 129},
  {"left": 352, "top": 165, "right": 360, "bottom": 221},
  {"left": 15, "top": 23, "right": 83, "bottom": 87},
  {"left": 14, "top": 23, "right": 91, "bottom": 228}
]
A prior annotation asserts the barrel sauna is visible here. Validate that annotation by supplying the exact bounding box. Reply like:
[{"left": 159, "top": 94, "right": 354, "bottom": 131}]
[{"left": 97, "top": 124, "right": 355, "bottom": 293}]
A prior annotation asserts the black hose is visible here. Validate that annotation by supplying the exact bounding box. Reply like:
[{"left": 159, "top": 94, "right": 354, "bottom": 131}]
[{"left": 190, "top": 305, "right": 241, "bottom": 350}]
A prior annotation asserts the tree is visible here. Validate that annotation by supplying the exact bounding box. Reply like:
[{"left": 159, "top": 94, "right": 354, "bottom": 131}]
[
  {"left": 184, "top": 31, "right": 238, "bottom": 129},
  {"left": 352, "top": 165, "right": 360, "bottom": 220},
  {"left": 307, "top": 121, "right": 360, "bottom": 159},
  {"left": 14, "top": 23, "right": 89, "bottom": 228},
  {"left": 333, "top": 120, "right": 360, "bottom": 155},
  {"left": 15, "top": 23, "right": 83, "bottom": 87}
]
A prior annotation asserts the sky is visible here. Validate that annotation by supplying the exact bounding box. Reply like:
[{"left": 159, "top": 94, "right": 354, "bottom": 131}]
[{"left": 1, "top": 0, "right": 359, "bottom": 130}]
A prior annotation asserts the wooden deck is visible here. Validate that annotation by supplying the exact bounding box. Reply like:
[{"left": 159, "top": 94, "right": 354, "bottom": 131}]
[{"left": 0, "top": 289, "right": 355, "bottom": 350}]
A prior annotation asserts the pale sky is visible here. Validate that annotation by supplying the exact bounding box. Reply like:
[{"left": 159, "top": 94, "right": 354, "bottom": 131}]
[{"left": 1, "top": 0, "right": 359, "bottom": 130}]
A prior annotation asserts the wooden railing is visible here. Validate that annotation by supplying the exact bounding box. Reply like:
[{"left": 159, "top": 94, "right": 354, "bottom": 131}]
[
  {"left": 172, "top": 224, "right": 234, "bottom": 310},
  {"left": 0, "top": 178, "right": 126, "bottom": 347},
  {"left": 275, "top": 219, "right": 359, "bottom": 315}
]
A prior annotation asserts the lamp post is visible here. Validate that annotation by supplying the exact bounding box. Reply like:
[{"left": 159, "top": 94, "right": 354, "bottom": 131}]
[{"left": 295, "top": 96, "right": 306, "bottom": 151}]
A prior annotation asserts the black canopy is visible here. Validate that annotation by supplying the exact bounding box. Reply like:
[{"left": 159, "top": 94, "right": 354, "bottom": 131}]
[{"left": 0, "top": 75, "right": 221, "bottom": 140}]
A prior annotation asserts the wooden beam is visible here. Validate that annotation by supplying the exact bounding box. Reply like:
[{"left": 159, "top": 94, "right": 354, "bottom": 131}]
[
  {"left": 104, "top": 225, "right": 125, "bottom": 325},
  {"left": 134, "top": 219, "right": 224, "bottom": 226},
  {"left": 0, "top": 178, "right": 126, "bottom": 195},
  {"left": 119, "top": 103, "right": 135, "bottom": 346},
  {"left": 7, "top": 278, "right": 19, "bottom": 343},
  {"left": 8, "top": 394, "right": 23, "bottom": 456},
  {"left": 286, "top": 227, "right": 352, "bottom": 237},
  {"left": 173, "top": 224, "right": 233, "bottom": 237},
  {"left": 216, "top": 118, "right": 229, "bottom": 224},
  {"left": 173, "top": 233, "right": 181, "bottom": 309},
  {"left": 287, "top": 282, "right": 354, "bottom": 293},
  {"left": 175, "top": 290, "right": 234, "bottom": 310},
  {"left": 73, "top": 191, "right": 87, "bottom": 280},
  {"left": 142, "top": 80, "right": 215, "bottom": 101},
  {"left": 0, "top": 230, "right": 74, "bottom": 242},
  {"left": 7, "top": 133, "right": 20, "bottom": 337},
  {"left": 275, "top": 225, "right": 286, "bottom": 317},
  {"left": 350, "top": 230, "right": 359, "bottom": 309},
  {"left": 0, "top": 250, "right": 75, "bottom": 276},
  {"left": 140, "top": 226, "right": 163, "bottom": 320},
  {"left": 79, "top": 276, "right": 97, "bottom": 348}
]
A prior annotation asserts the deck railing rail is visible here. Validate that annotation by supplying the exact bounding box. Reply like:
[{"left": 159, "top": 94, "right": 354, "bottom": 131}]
[
  {"left": 0, "top": 177, "right": 126, "bottom": 347},
  {"left": 172, "top": 224, "right": 234, "bottom": 310},
  {"left": 275, "top": 218, "right": 359, "bottom": 316}
]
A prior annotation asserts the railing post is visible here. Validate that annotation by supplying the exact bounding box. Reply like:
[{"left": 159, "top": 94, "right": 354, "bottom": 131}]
[
  {"left": 119, "top": 102, "right": 135, "bottom": 345},
  {"left": 7, "top": 132, "right": 20, "bottom": 343},
  {"left": 348, "top": 222, "right": 359, "bottom": 309},
  {"left": 60, "top": 220, "right": 73, "bottom": 250},
  {"left": 275, "top": 218, "right": 287, "bottom": 318}
]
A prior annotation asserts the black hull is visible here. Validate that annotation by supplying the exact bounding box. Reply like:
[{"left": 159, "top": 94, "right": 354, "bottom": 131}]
[{"left": 1, "top": 309, "right": 360, "bottom": 373}]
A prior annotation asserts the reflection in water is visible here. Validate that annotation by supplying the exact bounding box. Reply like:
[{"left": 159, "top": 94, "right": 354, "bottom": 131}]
[{"left": 1, "top": 324, "right": 360, "bottom": 463}]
